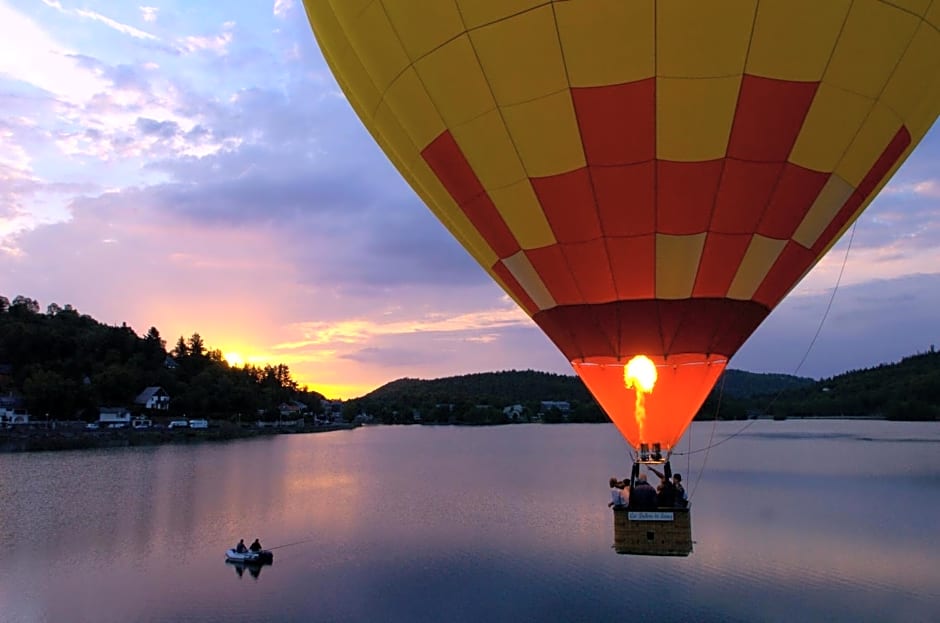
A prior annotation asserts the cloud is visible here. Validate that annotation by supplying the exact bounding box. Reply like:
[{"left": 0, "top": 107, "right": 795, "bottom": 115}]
[
  {"left": 140, "top": 6, "right": 158, "bottom": 23},
  {"left": 74, "top": 8, "right": 158, "bottom": 41},
  {"left": 0, "top": 4, "right": 110, "bottom": 103},
  {"left": 273, "top": 0, "right": 295, "bottom": 18},
  {"left": 178, "top": 22, "right": 235, "bottom": 55}
]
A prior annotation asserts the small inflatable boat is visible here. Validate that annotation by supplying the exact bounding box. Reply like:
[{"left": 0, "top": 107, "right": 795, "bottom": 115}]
[{"left": 225, "top": 548, "right": 274, "bottom": 565}]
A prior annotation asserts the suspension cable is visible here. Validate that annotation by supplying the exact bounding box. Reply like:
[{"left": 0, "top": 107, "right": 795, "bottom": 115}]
[{"left": 674, "top": 220, "right": 859, "bottom": 459}]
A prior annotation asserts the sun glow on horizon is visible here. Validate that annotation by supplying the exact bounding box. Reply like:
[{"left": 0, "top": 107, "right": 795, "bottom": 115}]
[{"left": 224, "top": 352, "right": 245, "bottom": 367}]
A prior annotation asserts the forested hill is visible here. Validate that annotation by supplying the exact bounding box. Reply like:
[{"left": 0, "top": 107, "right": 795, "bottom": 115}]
[
  {"left": 359, "top": 368, "right": 813, "bottom": 405},
  {"left": 361, "top": 370, "right": 593, "bottom": 405},
  {"left": 356, "top": 350, "right": 939, "bottom": 422},
  {"left": 764, "top": 349, "right": 940, "bottom": 420}
]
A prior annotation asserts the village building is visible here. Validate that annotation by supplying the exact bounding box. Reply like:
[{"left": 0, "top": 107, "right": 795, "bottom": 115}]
[{"left": 135, "top": 386, "right": 170, "bottom": 411}]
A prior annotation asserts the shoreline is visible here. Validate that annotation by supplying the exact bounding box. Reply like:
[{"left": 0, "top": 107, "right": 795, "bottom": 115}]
[{"left": 0, "top": 421, "right": 358, "bottom": 453}]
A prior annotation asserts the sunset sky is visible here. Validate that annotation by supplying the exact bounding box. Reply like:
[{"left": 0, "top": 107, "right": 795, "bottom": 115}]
[{"left": 2, "top": 1, "right": 939, "bottom": 400}]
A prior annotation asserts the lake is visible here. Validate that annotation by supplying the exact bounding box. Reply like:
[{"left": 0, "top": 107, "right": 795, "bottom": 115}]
[{"left": 0, "top": 420, "right": 938, "bottom": 622}]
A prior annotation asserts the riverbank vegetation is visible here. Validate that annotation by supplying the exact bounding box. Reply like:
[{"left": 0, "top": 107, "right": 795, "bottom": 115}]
[{"left": 0, "top": 295, "right": 323, "bottom": 421}]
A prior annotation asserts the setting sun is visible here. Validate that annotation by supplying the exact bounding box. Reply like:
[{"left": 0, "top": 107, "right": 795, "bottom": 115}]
[{"left": 224, "top": 352, "right": 245, "bottom": 367}]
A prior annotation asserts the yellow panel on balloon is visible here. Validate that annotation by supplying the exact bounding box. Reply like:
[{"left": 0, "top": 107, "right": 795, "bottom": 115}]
[
  {"left": 555, "top": 0, "right": 654, "bottom": 87},
  {"left": 745, "top": 0, "right": 850, "bottom": 81},
  {"left": 415, "top": 35, "right": 497, "bottom": 129},
  {"left": 488, "top": 181, "right": 556, "bottom": 251},
  {"left": 824, "top": 0, "right": 920, "bottom": 99},
  {"left": 789, "top": 84, "right": 873, "bottom": 173},
  {"left": 306, "top": 3, "right": 382, "bottom": 116},
  {"left": 727, "top": 236, "right": 787, "bottom": 300},
  {"left": 380, "top": 0, "right": 464, "bottom": 61},
  {"left": 450, "top": 109, "right": 527, "bottom": 190},
  {"left": 655, "top": 234, "right": 706, "bottom": 300},
  {"left": 383, "top": 69, "right": 446, "bottom": 150},
  {"left": 501, "top": 90, "right": 586, "bottom": 178},
  {"left": 929, "top": 3, "right": 940, "bottom": 29},
  {"left": 882, "top": 23, "right": 940, "bottom": 126},
  {"left": 792, "top": 175, "right": 855, "bottom": 249},
  {"left": 342, "top": 2, "right": 411, "bottom": 96},
  {"left": 656, "top": 0, "right": 755, "bottom": 77},
  {"left": 835, "top": 102, "right": 905, "bottom": 189},
  {"left": 887, "top": 0, "right": 932, "bottom": 15},
  {"left": 468, "top": 5, "right": 568, "bottom": 106},
  {"left": 456, "top": 0, "right": 546, "bottom": 30},
  {"left": 657, "top": 76, "right": 740, "bottom": 161},
  {"left": 323, "top": 0, "right": 371, "bottom": 23},
  {"left": 908, "top": 78, "right": 940, "bottom": 139}
]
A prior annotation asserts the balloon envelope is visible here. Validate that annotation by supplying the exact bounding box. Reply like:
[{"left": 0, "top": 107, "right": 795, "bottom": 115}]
[{"left": 303, "top": 0, "right": 940, "bottom": 452}]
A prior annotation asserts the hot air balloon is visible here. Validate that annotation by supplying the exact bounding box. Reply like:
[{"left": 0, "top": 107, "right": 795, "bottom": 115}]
[{"left": 302, "top": 0, "right": 940, "bottom": 460}]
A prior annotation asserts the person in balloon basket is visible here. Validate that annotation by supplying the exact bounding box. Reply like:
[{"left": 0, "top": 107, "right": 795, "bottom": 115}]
[
  {"left": 628, "top": 473, "right": 658, "bottom": 510},
  {"left": 649, "top": 466, "right": 678, "bottom": 507},
  {"left": 249, "top": 538, "right": 263, "bottom": 553},
  {"left": 235, "top": 538, "right": 248, "bottom": 554},
  {"left": 608, "top": 477, "right": 628, "bottom": 508},
  {"left": 672, "top": 474, "right": 688, "bottom": 508}
]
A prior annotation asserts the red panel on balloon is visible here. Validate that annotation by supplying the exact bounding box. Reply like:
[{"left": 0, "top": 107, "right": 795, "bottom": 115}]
[
  {"left": 758, "top": 164, "right": 830, "bottom": 239},
  {"left": 657, "top": 160, "right": 723, "bottom": 234},
  {"left": 692, "top": 233, "right": 752, "bottom": 297},
  {"left": 561, "top": 239, "right": 617, "bottom": 303},
  {"left": 727, "top": 75, "right": 818, "bottom": 162},
  {"left": 526, "top": 245, "right": 582, "bottom": 305},
  {"left": 531, "top": 168, "right": 602, "bottom": 243},
  {"left": 711, "top": 160, "right": 783, "bottom": 233},
  {"left": 572, "top": 78, "right": 656, "bottom": 166},
  {"left": 421, "top": 131, "right": 485, "bottom": 206},
  {"left": 591, "top": 162, "right": 656, "bottom": 237},
  {"left": 752, "top": 241, "right": 817, "bottom": 308},
  {"left": 460, "top": 193, "right": 520, "bottom": 258},
  {"left": 572, "top": 354, "right": 727, "bottom": 451},
  {"left": 607, "top": 235, "right": 655, "bottom": 299},
  {"left": 534, "top": 299, "right": 769, "bottom": 360}
]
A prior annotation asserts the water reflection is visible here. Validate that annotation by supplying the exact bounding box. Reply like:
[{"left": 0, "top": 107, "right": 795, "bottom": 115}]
[{"left": 0, "top": 421, "right": 937, "bottom": 622}]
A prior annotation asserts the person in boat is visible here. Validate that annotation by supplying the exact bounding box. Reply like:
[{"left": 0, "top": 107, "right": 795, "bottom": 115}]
[
  {"left": 608, "top": 477, "right": 628, "bottom": 508},
  {"left": 628, "top": 473, "right": 658, "bottom": 510},
  {"left": 235, "top": 539, "right": 248, "bottom": 554},
  {"left": 249, "top": 538, "right": 263, "bottom": 553}
]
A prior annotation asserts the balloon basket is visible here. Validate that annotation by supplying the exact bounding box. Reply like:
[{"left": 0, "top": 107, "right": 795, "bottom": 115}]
[{"left": 612, "top": 506, "right": 692, "bottom": 557}]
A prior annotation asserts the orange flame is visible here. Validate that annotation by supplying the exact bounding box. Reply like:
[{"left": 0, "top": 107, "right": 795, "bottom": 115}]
[{"left": 623, "top": 355, "right": 657, "bottom": 441}]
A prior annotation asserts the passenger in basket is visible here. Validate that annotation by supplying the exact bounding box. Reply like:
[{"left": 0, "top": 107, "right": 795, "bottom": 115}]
[
  {"left": 673, "top": 473, "right": 688, "bottom": 508},
  {"left": 608, "top": 477, "right": 628, "bottom": 508},
  {"left": 628, "top": 473, "right": 657, "bottom": 510}
]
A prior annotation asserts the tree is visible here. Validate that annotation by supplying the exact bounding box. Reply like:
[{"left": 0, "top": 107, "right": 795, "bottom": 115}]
[
  {"left": 47, "top": 302, "right": 62, "bottom": 316},
  {"left": 144, "top": 326, "right": 166, "bottom": 351},
  {"left": 10, "top": 295, "right": 40, "bottom": 315},
  {"left": 0, "top": 295, "right": 11, "bottom": 313},
  {"left": 173, "top": 336, "right": 189, "bottom": 357},
  {"left": 188, "top": 333, "right": 205, "bottom": 358}
]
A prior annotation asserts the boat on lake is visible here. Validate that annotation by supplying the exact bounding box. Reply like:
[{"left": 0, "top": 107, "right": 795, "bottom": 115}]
[{"left": 225, "top": 548, "right": 273, "bottom": 565}]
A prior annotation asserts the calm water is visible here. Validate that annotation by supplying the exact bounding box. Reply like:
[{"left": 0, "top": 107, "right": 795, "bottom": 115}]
[{"left": 0, "top": 421, "right": 938, "bottom": 623}]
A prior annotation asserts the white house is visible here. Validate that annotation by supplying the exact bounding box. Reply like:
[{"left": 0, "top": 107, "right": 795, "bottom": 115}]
[
  {"left": 540, "top": 400, "right": 570, "bottom": 414},
  {"left": 135, "top": 386, "right": 170, "bottom": 411},
  {"left": 98, "top": 407, "right": 131, "bottom": 424},
  {"left": 502, "top": 404, "right": 525, "bottom": 420},
  {"left": 0, "top": 407, "right": 29, "bottom": 425}
]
